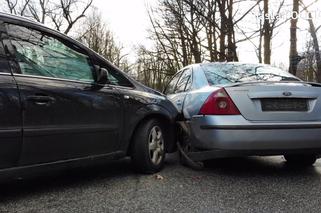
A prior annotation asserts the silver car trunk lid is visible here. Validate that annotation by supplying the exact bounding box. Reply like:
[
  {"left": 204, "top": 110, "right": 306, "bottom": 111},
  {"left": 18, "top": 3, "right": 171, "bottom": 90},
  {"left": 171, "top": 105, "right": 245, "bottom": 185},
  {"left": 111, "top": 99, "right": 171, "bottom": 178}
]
[{"left": 224, "top": 82, "right": 321, "bottom": 122}]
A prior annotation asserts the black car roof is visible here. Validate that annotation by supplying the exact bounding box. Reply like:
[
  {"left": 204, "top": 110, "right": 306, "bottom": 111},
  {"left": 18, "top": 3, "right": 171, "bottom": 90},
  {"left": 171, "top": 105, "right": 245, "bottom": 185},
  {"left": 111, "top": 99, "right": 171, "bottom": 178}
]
[
  {"left": 0, "top": 12, "right": 81, "bottom": 47},
  {"left": 0, "top": 12, "right": 36, "bottom": 22},
  {"left": 0, "top": 12, "right": 51, "bottom": 30}
]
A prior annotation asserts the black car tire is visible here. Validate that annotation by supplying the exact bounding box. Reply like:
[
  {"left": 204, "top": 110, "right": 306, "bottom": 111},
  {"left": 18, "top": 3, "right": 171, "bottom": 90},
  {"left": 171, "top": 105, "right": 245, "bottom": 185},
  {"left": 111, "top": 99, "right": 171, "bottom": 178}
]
[
  {"left": 284, "top": 155, "right": 317, "bottom": 166},
  {"left": 131, "top": 119, "right": 166, "bottom": 174},
  {"left": 202, "top": 159, "right": 226, "bottom": 168}
]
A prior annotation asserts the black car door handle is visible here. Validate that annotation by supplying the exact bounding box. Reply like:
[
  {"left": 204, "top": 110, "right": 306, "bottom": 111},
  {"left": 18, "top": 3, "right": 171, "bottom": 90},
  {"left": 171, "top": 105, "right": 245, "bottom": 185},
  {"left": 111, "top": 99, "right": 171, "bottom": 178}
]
[{"left": 26, "top": 95, "right": 55, "bottom": 105}]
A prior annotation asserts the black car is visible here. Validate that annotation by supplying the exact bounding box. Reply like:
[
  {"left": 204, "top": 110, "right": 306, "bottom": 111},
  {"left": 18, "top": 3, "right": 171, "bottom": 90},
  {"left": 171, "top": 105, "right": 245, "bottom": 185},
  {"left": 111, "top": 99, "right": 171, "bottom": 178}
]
[{"left": 0, "top": 13, "right": 178, "bottom": 178}]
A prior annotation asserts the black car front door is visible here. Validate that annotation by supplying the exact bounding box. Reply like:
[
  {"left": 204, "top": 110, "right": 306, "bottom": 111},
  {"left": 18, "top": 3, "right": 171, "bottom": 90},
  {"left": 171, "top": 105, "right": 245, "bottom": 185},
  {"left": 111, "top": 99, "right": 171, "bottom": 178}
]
[{"left": 5, "top": 23, "right": 123, "bottom": 165}]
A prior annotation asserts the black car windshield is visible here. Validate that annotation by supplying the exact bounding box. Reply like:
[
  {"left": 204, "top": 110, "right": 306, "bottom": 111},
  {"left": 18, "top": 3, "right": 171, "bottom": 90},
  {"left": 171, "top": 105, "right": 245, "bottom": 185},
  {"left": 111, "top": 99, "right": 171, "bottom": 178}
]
[{"left": 201, "top": 63, "right": 300, "bottom": 85}]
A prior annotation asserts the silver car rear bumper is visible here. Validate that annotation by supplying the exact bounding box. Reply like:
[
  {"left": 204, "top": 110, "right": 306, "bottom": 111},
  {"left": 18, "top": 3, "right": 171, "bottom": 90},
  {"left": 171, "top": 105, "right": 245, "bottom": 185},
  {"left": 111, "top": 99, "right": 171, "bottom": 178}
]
[{"left": 187, "top": 115, "right": 321, "bottom": 161}]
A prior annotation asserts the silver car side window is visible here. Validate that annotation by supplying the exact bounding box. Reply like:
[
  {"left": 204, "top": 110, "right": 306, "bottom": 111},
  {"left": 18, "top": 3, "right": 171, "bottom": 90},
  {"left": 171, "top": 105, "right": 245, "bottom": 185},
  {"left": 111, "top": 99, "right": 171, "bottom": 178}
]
[
  {"left": 175, "top": 68, "right": 192, "bottom": 93},
  {"left": 164, "top": 71, "right": 183, "bottom": 95}
]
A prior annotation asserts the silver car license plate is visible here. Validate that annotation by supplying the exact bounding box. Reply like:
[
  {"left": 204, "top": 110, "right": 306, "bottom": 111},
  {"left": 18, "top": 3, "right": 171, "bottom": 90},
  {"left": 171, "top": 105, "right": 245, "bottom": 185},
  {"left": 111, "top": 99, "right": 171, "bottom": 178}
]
[{"left": 261, "top": 98, "right": 308, "bottom": 112}]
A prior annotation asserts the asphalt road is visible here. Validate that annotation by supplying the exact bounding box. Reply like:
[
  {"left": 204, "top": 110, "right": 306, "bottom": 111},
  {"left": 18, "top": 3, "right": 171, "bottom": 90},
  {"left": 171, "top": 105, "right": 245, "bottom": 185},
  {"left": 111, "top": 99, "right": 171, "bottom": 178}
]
[{"left": 0, "top": 154, "right": 321, "bottom": 213}]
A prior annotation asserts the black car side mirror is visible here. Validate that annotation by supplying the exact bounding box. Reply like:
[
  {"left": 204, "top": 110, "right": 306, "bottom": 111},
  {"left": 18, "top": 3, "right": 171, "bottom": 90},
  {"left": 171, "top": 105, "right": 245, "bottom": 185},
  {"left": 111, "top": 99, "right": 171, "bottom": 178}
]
[{"left": 94, "top": 65, "right": 109, "bottom": 85}]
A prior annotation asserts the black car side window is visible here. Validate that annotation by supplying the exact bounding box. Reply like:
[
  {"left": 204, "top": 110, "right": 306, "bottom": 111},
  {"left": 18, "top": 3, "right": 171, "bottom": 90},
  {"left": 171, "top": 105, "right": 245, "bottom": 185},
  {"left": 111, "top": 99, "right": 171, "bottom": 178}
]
[
  {"left": 107, "top": 68, "right": 133, "bottom": 87},
  {"left": 7, "top": 24, "right": 94, "bottom": 83},
  {"left": 174, "top": 68, "right": 192, "bottom": 93},
  {"left": 0, "top": 40, "right": 11, "bottom": 74},
  {"left": 0, "top": 39, "right": 5, "bottom": 57},
  {"left": 91, "top": 56, "right": 133, "bottom": 87}
]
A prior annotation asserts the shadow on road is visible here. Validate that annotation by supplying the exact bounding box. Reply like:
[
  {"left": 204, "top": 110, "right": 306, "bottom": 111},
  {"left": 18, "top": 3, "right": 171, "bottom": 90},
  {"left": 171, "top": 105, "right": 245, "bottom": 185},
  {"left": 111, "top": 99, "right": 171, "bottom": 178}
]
[
  {"left": 0, "top": 158, "right": 132, "bottom": 201},
  {"left": 0, "top": 155, "right": 178, "bottom": 202},
  {"left": 202, "top": 156, "right": 321, "bottom": 177},
  {"left": 0, "top": 154, "right": 320, "bottom": 203}
]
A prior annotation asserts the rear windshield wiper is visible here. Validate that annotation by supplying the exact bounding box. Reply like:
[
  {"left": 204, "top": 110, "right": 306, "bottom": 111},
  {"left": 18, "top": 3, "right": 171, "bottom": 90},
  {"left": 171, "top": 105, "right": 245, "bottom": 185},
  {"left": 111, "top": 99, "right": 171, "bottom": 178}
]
[
  {"left": 227, "top": 81, "right": 313, "bottom": 87},
  {"left": 280, "top": 76, "right": 301, "bottom": 81}
]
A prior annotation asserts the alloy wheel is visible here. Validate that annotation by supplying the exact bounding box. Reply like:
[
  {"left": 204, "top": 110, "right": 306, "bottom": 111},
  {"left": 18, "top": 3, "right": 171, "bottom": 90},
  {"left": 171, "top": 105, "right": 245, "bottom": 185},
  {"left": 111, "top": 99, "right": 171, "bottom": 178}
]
[{"left": 148, "top": 126, "right": 164, "bottom": 165}]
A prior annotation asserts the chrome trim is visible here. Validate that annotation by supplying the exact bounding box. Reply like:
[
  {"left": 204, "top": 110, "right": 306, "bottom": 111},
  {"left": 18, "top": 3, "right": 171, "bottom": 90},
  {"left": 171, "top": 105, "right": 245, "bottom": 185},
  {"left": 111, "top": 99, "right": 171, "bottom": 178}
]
[
  {"left": 0, "top": 72, "right": 13, "bottom": 76},
  {"left": 201, "top": 124, "right": 321, "bottom": 130},
  {"left": 0, "top": 151, "right": 125, "bottom": 174},
  {"left": 129, "top": 90, "right": 166, "bottom": 100},
  {"left": 13, "top": 73, "right": 94, "bottom": 85},
  {"left": 24, "top": 124, "right": 117, "bottom": 136},
  {"left": 13, "top": 73, "right": 136, "bottom": 90}
]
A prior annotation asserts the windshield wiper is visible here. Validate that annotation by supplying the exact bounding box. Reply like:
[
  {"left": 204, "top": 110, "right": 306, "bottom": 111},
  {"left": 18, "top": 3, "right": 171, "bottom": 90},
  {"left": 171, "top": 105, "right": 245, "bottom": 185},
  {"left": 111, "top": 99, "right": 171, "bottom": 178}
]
[
  {"left": 280, "top": 76, "right": 301, "bottom": 81},
  {"left": 228, "top": 81, "right": 308, "bottom": 87}
]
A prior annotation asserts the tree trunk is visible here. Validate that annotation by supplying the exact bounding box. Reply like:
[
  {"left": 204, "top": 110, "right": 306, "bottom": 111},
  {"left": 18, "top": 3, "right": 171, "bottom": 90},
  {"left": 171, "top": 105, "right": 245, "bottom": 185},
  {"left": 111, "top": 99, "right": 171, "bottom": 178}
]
[
  {"left": 189, "top": 1, "right": 202, "bottom": 63},
  {"left": 218, "top": 0, "right": 227, "bottom": 61},
  {"left": 289, "top": 0, "right": 299, "bottom": 75},
  {"left": 263, "top": 0, "right": 271, "bottom": 64},
  {"left": 226, "top": 0, "right": 236, "bottom": 61},
  {"left": 258, "top": 24, "right": 263, "bottom": 63},
  {"left": 307, "top": 13, "right": 321, "bottom": 82}
]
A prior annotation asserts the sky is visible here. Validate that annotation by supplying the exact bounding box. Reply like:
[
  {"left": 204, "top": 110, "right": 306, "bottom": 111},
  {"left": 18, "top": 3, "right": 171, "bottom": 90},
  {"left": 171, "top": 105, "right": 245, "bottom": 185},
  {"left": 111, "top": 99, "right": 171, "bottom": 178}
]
[
  {"left": 94, "top": 0, "right": 156, "bottom": 59},
  {"left": 93, "top": 0, "right": 321, "bottom": 68}
]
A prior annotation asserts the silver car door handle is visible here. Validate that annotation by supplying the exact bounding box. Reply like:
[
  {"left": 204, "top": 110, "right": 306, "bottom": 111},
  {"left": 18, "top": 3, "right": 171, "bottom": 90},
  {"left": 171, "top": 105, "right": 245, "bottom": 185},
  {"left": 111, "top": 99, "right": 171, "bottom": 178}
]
[{"left": 176, "top": 100, "right": 182, "bottom": 105}]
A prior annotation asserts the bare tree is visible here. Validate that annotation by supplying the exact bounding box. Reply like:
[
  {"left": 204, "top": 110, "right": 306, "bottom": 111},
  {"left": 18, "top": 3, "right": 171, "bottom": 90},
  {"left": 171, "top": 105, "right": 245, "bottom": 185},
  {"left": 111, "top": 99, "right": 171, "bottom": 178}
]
[
  {"left": 135, "top": 0, "right": 263, "bottom": 90},
  {"left": 77, "top": 11, "right": 130, "bottom": 71},
  {"left": 1, "top": 0, "right": 93, "bottom": 35},
  {"left": 59, "top": 0, "right": 93, "bottom": 34},
  {"left": 262, "top": 0, "right": 271, "bottom": 64},
  {"left": 300, "top": 40, "right": 316, "bottom": 81},
  {"left": 300, "top": 1, "right": 321, "bottom": 82},
  {"left": 261, "top": 0, "right": 286, "bottom": 64},
  {"left": 4, "top": 0, "right": 30, "bottom": 15},
  {"left": 135, "top": 45, "right": 174, "bottom": 91},
  {"left": 289, "top": 0, "right": 299, "bottom": 75}
]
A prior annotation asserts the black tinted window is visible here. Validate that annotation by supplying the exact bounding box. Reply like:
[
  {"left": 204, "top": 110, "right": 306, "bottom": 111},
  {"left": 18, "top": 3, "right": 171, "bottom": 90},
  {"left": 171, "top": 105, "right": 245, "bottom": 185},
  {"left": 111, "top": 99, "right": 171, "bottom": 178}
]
[
  {"left": 92, "top": 56, "right": 133, "bottom": 87},
  {"left": 8, "top": 24, "right": 94, "bottom": 82},
  {"left": 0, "top": 40, "right": 5, "bottom": 57},
  {"left": 0, "top": 40, "right": 11, "bottom": 73},
  {"left": 175, "top": 69, "right": 192, "bottom": 93},
  {"left": 107, "top": 68, "right": 133, "bottom": 87}
]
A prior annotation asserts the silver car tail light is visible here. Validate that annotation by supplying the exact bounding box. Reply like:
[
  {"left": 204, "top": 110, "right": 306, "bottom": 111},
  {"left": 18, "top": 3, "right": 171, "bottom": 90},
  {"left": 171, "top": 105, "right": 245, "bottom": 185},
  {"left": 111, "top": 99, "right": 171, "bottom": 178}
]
[{"left": 199, "top": 88, "right": 240, "bottom": 115}]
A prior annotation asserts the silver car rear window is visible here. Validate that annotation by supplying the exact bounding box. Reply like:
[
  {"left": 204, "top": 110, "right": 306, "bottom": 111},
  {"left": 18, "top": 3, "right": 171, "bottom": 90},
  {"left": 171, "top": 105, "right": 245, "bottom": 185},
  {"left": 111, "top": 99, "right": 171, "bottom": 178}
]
[{"left": 201, "top": 63, "right": 300, "bottom": 85}]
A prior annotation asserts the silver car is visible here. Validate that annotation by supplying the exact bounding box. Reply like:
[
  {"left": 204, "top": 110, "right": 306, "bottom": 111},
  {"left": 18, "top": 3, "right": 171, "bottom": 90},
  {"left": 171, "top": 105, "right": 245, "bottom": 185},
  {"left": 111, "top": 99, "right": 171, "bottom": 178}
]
[{"left": 165, "top": 62, "right": 321, "bottom": 166}]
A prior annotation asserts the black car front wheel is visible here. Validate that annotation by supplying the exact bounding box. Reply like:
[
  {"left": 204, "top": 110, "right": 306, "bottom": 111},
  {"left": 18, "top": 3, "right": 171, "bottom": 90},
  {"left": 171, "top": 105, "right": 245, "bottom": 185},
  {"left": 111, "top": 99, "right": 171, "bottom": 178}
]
[
  {"left": 284, "top": 154, "right": 317, "bottom": 166},
  {"left": 131, "top": 119, "right": 166, "bottom": 174}
]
